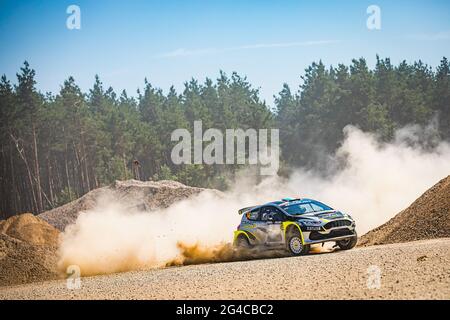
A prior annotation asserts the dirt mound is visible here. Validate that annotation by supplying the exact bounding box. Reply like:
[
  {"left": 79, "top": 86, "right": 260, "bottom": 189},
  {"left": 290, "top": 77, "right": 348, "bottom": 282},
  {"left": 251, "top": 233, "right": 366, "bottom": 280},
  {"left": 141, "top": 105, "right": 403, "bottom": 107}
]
[
  {"left": 0, "top": 213, "right": 59, "bottom": 246},
  {"left": 0, "top": 214, "right": 60, "bottom": 286},
  {"left": 1, "top": 180, "right": 217, "bottom": 286},
  {"left": 39, "top": 179, "right": 214, "bottom": 231},
  {"left": 359, "top": 175, "right": 450, "bottom": 246}
]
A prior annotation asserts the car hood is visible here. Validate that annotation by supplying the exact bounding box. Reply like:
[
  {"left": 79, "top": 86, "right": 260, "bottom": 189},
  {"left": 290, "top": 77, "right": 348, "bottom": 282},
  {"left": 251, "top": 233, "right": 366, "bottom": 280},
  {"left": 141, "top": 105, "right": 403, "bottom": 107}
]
[{"left": 294, "top": 210, "right": 349, "bottom": 221}]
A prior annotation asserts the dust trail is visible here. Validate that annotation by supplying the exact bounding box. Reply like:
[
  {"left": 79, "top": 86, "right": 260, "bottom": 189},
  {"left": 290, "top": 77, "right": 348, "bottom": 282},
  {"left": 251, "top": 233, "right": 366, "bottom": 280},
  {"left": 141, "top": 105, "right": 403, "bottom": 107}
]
[
  {"left": 166, "top": 242, "right": 289, "bottom": 267},
  {"left": 284, "top": 125, "right": 450, "bottom": 234},
  {"left": 58, "top": 124, "right": 450, "bottom": 276},
  {"left": 58, "top": 191, "right": 241, "bottom": 275}
]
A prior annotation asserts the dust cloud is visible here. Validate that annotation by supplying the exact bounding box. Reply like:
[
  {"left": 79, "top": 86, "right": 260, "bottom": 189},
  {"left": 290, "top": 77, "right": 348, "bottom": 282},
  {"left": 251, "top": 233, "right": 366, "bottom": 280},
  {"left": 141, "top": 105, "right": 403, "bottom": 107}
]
[
  {"left": 284, "top": 125, "right": 450, "bottom": 234},
  {"left": 58, "top": 124, "right": 450, "bottom": 276}
]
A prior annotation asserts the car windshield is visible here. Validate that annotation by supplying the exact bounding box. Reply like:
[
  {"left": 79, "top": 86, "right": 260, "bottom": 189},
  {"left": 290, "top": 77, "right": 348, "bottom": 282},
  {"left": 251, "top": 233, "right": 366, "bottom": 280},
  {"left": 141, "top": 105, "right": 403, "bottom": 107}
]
[{"left": 283, "top": 201, "right": 333, "bottom": 215}]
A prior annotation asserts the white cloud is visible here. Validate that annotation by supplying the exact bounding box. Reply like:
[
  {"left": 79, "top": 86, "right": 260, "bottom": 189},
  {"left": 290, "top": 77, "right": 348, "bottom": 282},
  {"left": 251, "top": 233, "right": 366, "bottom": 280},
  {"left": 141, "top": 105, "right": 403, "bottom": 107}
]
[
  {"left": 235, "top": 40, "right": 339, "bottom": 50},
  {"left": 156, "top": 40, "right": 340, "bottom": 58},
  {"left": 158, "top": 47, "right": 218, "bottom": 58},
  {"left": 407, "top": 30, "right": 450, "bottom": 41}
]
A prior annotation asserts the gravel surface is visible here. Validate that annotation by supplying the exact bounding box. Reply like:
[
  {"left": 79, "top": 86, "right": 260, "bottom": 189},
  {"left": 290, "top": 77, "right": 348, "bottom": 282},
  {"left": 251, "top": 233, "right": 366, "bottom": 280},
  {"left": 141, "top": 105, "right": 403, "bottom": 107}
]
[{"left": 1, "top": 238, "right": 449, "bottom": 300}]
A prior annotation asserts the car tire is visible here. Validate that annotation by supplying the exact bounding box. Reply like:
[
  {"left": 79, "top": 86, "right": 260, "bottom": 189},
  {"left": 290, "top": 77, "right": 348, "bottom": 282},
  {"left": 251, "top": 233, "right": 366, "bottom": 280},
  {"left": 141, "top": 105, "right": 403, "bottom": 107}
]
[
  {"left": 235, "top": 235, "right": 251, "bottom": 249},
  {"left": 336, "top": 234, "right": 358, "bottom": 250},
  {"left": 286, "top": 229, "right": 309, "bottom": 256}
]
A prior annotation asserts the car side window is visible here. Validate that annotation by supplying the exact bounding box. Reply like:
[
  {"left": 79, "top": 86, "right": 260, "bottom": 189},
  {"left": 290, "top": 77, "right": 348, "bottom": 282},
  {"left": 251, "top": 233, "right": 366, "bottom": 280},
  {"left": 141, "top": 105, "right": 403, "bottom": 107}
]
[
  {"left": 246, "top": 208, "right": 260, "bottom": 221},
  {"left": 310, "top": 202, "right": 324, "bottom": 212},
  {"left": 260, "top": 207, "right": 271, "bottom": 221},
  {"left": 260, "top": 206, "right": 285, "bottom": 221},
  {"left": 297, "top": 203, "right": 314, "bottom": 214},
  {"left": 271, "top": 208, "right": 285, "bottom": 221}
]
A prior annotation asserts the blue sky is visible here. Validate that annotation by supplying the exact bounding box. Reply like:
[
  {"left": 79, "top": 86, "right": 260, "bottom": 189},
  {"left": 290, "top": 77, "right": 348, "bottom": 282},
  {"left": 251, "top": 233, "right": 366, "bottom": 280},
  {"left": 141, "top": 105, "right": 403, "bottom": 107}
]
[{"left": 0, "top": 0, "right": 449, "bottom": 104}]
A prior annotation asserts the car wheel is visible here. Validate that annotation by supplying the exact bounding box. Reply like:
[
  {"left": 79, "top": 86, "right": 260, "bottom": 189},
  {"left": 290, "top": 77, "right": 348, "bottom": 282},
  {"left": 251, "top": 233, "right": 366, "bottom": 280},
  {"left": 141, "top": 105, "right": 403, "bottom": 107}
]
[
  {"left": 286, "top": 230, "right": 309, "bottom": 256},
  {"left": 336, "top": 234, "right": 358, "bottom": 250},
  {"left": 235, "top": 235, "right": 251, "bottom": 249}
]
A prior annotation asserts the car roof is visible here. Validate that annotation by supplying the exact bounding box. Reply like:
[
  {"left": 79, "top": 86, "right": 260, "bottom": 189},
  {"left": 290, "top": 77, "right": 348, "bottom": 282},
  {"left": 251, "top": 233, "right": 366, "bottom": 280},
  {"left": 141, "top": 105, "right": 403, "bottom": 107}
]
[
  {"left": 239, "top": 198, "right": 324, "bottom": 214},
  {"left": 264, "top": 198, "right": 316, "bottom": 206}
]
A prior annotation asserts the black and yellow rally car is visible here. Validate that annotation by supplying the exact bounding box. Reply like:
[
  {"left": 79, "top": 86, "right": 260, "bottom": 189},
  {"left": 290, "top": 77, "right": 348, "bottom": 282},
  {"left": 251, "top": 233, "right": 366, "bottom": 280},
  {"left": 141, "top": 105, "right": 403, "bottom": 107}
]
[{"left": 233, "top": 197, "right": 357, "bottom": 255}]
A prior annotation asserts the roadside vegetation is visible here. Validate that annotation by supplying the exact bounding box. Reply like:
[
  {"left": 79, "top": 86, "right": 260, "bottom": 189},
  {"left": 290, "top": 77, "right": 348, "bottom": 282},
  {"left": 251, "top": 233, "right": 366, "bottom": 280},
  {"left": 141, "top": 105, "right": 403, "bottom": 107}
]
[{"left": 1, "top": 56, "right": 449, "bottom": 217}]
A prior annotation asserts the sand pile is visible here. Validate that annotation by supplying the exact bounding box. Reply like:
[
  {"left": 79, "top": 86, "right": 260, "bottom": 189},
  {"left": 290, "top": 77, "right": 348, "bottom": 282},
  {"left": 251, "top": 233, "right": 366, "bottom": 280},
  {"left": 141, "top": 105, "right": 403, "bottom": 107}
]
[
  {"left": 1, "top": 180, "right": 215, "bottom": 286},
  {"left": 0, "top": 213, "right": 60, "bottom": 286},
  {"left": 39, "top": 179, "right": 211, "bottom": 231},
  {"left": 359, "top": 175, "right": 450, "bottom": 246},
  {"left": 0, "top": 213, "right": 60, "bottom": 246}
]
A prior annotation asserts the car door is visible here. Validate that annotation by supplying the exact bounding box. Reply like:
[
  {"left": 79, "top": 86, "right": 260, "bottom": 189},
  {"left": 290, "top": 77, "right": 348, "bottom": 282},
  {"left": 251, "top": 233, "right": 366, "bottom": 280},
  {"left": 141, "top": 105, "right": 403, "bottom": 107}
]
[
  {"left": 259, "top": 206, "right": 285, "bottom": 245},
  {"left": 247, "top": 207, "right": 270, "bottom": 244}
]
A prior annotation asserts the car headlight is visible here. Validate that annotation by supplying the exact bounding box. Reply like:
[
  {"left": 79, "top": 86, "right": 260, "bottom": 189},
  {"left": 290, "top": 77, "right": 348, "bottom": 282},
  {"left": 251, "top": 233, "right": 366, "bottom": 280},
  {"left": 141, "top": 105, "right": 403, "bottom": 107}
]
[{"left": 343, "top": 212, "right": 353, "bottom": 220}]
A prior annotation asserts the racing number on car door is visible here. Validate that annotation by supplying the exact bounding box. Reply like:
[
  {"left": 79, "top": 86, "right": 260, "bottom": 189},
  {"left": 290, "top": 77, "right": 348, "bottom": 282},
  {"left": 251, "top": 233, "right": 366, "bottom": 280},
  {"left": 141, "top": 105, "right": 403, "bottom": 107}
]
[{"left": 259, "top": 206, "right": 285, "bottom": 244}]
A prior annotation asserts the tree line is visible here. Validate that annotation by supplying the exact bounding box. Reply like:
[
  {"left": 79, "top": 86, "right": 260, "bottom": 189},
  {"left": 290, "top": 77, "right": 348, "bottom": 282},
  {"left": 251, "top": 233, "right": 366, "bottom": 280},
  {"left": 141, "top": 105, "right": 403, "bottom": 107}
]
[{"left": 1, "top": 56, "right": 449, "bottom": 218}]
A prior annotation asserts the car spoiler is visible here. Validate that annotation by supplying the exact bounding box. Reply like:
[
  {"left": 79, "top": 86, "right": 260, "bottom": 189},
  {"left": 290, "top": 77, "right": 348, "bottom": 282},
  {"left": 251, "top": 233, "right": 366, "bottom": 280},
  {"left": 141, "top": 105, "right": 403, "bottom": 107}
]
[{"left": 238, "top": 206, "right": 256, "bottom": 215}]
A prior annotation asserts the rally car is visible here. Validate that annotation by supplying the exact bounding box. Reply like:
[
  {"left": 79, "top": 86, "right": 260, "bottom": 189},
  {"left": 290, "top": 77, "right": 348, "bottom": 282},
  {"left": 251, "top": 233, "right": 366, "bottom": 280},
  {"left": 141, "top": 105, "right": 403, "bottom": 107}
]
[{"left": 233, "top": 197, "right": 357, "bottom": 255}]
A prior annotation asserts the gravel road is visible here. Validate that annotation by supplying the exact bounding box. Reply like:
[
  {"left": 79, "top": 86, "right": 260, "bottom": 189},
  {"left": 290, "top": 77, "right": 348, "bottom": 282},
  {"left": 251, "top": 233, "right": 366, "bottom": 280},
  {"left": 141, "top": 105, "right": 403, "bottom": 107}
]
[{"left": 1, "top": 238, "right": 449, "bottom": 300}]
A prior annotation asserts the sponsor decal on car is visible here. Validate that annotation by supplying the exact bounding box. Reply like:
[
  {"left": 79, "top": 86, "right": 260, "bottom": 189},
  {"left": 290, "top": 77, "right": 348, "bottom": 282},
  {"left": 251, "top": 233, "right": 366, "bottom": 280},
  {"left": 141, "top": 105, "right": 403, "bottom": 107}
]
[{"left": 317, "top": 212, "right": 343, "bottom": 220}]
